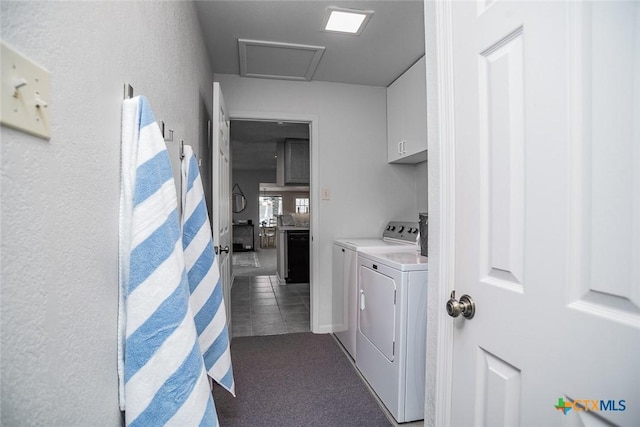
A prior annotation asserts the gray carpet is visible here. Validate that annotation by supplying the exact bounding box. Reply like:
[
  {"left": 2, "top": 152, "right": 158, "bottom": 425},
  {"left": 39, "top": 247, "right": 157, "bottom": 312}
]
[{"left": 213, "top": 332, "right": 392, "bottom": 426}]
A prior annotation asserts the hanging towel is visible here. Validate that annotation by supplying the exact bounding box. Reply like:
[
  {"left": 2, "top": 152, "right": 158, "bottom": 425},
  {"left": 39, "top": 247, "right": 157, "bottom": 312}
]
[
  {"left": 181, "top": 145, "right": 235, "bottom": 395},
  {"left": 119, "top": 95, "right": 218, "bottom": 426}
]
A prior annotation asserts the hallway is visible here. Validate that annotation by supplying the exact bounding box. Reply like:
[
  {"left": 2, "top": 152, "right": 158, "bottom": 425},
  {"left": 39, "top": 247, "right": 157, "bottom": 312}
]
[{"left": 230, "top": 247, "right": 310, "bottom": 338}]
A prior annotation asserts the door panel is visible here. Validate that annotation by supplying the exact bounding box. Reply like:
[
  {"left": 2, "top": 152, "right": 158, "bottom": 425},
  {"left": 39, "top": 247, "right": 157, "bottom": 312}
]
[
  {"left": 447, "top": 1, "right": 640, "bottom": 425},
  {"left": 568, "top": 1, "right": 640, "bottom": 326},
  {"left": 478, "top": 27, "right": 525, "bottom": 290},
  {"left": 212, "top": 82, "right": 232, "bottom": 321},
  {"left": 474, "top": 348, "right": 521, "bottom": 427}
]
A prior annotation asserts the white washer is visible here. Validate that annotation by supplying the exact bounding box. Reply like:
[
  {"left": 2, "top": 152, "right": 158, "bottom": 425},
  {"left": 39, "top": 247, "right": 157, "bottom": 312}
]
[
  {"left": 356, "top": 249, "right": 428, "bottom": 423},
  {"left": 333, "top": 222, "right": 420, "bottom": 359}
]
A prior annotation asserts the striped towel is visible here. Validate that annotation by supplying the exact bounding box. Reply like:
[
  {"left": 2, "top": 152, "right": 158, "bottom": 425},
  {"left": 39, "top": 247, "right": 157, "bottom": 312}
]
[
  {"left": 119, "top": 96, "right": 218, "bottom": 426},
  {"left": 181, "top": 145, "right": 235, "bottom": 395}
]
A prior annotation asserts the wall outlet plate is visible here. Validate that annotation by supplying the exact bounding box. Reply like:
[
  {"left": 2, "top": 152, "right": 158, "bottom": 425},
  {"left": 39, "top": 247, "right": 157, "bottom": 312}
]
[{"left": 1, "top": 42, "right": 51, "bottom": 140}]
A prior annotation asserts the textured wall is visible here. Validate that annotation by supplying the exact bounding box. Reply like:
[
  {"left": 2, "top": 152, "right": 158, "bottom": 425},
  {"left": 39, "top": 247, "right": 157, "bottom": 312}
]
[{"left": 0, "top": 2, "right": 213, "bottom": 425}]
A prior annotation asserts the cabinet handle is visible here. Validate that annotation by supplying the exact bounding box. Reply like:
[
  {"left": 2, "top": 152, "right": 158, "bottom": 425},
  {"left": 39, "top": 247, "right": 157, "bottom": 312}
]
[{"left": 398, "top": 141, "right": 403, "bottom": 154}]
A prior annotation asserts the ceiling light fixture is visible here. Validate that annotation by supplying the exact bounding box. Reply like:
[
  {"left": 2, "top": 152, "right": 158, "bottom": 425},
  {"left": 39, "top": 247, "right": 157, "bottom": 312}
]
[{"left": 322, "top": 7, "right": 374, "bottom": 35}]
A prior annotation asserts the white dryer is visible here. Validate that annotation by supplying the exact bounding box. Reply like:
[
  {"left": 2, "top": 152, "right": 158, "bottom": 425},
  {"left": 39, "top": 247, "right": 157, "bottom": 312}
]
[
  {"left": 356, "top": 249, "right": 428, "bottom": 423},
  {"left": 333, "top": 222, "right": 420, "bottom": 359}
]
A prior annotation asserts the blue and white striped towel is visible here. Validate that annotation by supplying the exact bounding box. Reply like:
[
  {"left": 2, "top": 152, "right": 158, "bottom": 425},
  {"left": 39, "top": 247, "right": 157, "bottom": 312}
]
[
  {"left": 181, "top": 145, "right": 235, "bottom": 395},
  {"left": 119, "top": 96, "right": 218, "bottom": 426}
]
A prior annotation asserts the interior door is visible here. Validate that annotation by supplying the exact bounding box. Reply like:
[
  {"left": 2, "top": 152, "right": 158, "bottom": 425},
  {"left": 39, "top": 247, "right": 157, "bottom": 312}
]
[
  {"left": 212, "top": 82, "right": 232, "bottom": 321},
  {"left": 448, "top": 1, "right": 639, "bottom": 425}
]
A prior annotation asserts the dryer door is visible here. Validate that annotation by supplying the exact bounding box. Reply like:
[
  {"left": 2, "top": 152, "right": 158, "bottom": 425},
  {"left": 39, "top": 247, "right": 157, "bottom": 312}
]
[{"left": 359, "top": 265, "right": 396, "bottom": 361}]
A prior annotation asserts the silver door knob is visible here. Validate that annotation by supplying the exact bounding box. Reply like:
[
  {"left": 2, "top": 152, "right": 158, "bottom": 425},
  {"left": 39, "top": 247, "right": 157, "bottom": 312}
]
[{"left": 446, "top": 290, "right": 475, "bottom": 319}]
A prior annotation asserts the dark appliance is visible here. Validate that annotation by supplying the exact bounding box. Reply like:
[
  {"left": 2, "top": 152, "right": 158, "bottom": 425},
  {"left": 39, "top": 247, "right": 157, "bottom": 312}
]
[{"left": 287, "top": 231, "right": 309, "bottom": 283}]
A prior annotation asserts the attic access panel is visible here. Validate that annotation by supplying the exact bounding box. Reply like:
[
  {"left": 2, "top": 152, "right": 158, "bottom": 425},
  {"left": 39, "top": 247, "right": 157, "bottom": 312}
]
[{"left": 238, "top": 39, "right": 325, "bottom": 81}]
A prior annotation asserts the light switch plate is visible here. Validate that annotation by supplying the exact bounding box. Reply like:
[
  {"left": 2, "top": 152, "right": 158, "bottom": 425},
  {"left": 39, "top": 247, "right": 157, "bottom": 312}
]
[
  {"left": 1, "top": 42, "right": 51, "bottom": 140},
  {"left": 321, "top": 188, "right": 330, "bottom": 200}
]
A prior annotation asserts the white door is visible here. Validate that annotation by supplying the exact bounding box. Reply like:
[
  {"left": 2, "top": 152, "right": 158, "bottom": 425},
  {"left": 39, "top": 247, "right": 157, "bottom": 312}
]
[
  {"left": 446, "top": 1, "right": 639, "bottom": 425},
  {"left": 212, "top": 82, "right": 232, "bottom": 321}
]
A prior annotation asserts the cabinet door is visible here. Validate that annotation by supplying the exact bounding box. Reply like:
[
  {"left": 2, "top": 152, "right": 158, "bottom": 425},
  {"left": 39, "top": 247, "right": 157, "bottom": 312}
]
[
  {"left": 387, "top": 75, "right": 405, "bottom": 162},
  {"left": 285, "top": 139, "right": 310, "bottom": 184},
  {"left": 402, "top": 56, "right": 427, "bottom": 159},
  {"left": 387, "top": 56, "right": 428, "bottom": 164}
]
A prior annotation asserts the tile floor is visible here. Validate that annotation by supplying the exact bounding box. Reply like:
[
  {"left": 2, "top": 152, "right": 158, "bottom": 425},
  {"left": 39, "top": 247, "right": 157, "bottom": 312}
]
[{"left": 230, "top": 275, "right": 310, "bottom": 337}]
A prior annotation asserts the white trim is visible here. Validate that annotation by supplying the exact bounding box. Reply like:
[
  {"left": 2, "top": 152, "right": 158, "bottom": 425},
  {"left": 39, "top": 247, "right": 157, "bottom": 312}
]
[
  {"left": 238, "top": 39, "right": 325, "bottom": 82},
  {"left": 228, "top": 110, "right": 321, "bottom": 333},
  {"left": 434, "top": 0, "right": 456, "bottom": 426}
]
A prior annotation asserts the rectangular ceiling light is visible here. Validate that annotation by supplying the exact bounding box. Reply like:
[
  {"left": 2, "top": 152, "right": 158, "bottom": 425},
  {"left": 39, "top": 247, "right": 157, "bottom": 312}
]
[{"left": 322, "top": 7, "right": 374, "bottom": 35}]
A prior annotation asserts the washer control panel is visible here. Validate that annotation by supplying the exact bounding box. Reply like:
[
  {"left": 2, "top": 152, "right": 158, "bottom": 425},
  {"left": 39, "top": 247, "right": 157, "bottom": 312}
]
[{"left": 382, "top": 221, "right": 420, "bottom": 243}]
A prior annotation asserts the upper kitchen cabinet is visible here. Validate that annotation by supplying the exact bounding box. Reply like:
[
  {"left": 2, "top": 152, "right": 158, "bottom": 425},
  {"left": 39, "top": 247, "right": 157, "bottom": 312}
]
[
  {"left": 387, "top": 56, "right": 427, "bottom": 164},
  {"left": 284, "top": 138, "right": 310, "bottom": 184}
]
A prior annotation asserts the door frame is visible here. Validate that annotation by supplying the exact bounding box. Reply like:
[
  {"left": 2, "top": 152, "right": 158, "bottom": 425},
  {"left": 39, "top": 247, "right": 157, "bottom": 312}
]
[
  {"left": 429, "top": 1, "right": 456, "bottom": 425},
  {"left": 227, "top": 110, "right": 321, "bottom": 332}
]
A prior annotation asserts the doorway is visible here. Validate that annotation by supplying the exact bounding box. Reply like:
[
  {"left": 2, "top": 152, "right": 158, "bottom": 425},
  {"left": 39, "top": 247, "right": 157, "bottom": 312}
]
[{"left": 228, "top": 118, "right": 314, "bottom": 337}]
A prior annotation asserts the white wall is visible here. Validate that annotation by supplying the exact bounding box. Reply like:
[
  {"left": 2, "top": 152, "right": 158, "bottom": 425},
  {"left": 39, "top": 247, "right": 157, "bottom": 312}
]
[
  {"left": 0, "top": 2, "right": 213, "bottom": 424},
  {"left": 216, "top": 74, "right": 420, "bottom": 331}
]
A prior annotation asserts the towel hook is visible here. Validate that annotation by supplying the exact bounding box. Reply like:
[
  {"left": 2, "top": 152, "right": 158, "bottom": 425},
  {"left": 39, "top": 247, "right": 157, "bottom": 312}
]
[
  {"left": 124, "top": 83, "right": 134, "bottom": 99},
  {"left": 160, "top": 120, "right": 174, "bottom": 142}
]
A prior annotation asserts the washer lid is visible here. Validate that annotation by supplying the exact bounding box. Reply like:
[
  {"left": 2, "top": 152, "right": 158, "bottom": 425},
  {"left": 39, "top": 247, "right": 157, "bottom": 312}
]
[
  {"left": 334, "top": 238, "right": 417, "bottom": 252},
  {"left": 360, "top": 250, "right": 428, "bottom": 271}
]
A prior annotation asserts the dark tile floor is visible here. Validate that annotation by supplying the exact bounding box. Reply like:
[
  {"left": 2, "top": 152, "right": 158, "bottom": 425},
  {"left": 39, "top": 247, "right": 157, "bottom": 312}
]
[{"left": 230, "top": 275, "right": 310, "bottom": 337}]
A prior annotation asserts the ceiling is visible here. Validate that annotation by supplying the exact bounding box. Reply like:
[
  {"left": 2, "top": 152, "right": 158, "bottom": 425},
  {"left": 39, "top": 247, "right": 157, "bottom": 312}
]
[
  {"left": 194, "top": 0, "right": 425, "bottom": 171},
  {"left": 194, "top": 0, "right": 425, "bottom": 87}
]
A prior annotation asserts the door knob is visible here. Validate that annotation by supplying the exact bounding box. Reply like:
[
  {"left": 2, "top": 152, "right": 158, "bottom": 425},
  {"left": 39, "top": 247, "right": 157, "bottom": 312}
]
[
  {"left": 446, "top": 290, "right": 475, "bottom": 319},
  {"left": 215, "top": 245, "right": 230, "bottom": 255}
]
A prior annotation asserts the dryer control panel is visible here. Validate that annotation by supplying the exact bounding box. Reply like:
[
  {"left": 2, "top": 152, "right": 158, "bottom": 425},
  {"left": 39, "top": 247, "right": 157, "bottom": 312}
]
[{"left": 382, "top": 221, "right": 420, "bottom": 243}]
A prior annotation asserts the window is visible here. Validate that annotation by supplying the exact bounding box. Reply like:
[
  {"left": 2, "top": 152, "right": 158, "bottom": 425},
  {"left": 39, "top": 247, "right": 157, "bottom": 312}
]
[
  {"left": 259, "top": 195, "right": 282, "bottom": 226},
  {"left": 295, "top": 197, "right": 309, "bottom": 214}
]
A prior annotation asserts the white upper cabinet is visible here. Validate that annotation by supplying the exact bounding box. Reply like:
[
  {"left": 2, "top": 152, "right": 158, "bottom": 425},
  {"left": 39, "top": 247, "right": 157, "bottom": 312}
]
[{"left": 387, "top": 56, "right": 427, "bottom": 164}]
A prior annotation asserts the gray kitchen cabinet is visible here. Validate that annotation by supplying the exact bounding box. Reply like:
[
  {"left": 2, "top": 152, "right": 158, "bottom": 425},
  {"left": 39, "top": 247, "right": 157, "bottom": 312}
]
[{"left": 284, "top": 138, "right": 310, "bottom": 184}]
